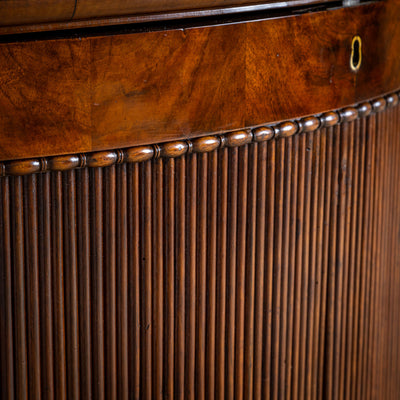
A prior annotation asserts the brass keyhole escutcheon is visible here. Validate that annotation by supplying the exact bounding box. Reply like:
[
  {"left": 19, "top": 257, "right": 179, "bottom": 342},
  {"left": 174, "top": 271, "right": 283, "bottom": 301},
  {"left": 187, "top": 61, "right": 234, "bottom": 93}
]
[{"left": 351, "top": 35, "right": 362, "bottom": 72}]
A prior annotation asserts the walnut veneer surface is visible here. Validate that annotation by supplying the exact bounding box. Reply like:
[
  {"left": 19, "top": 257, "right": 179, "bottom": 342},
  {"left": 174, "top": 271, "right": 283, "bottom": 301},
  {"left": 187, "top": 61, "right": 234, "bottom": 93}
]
[
  {"left": 0, "top": 1, "right": 400, "bottom": 399},
  {"left": 0, "top": 1, "right": 400, "bottom": 161}
]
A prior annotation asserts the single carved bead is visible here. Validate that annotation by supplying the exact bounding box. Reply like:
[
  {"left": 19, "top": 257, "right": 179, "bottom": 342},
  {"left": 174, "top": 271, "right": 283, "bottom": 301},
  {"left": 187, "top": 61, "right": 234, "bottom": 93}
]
[
  {"left": 274, "top": 121, "right": 298, "bottom": 138},
  {"left": 86, "top": 151, "right": 118, "bottom": 168},
  {"left": 48, "top": 154, "right": 81, "bottom": 171},
  {"left": 125, "top": 146, "right": 154, "bottom": 163},
  {"left": 320, "top": 111, "right": 340, "bottom": 127},
  {"left": 299, "top": 116, "right": 320, "bottom": 133},
  {"left": 160, "top": 141, "right": 188, "bottom": 158},
  {"left": 386, "top": 93, "right": 399, "bottom": 108},
  {"left": 5, "top": 159, "right": 41, "bottom": 176},
  {"left": 224, "top": 130, "right": 253, "bottom": 147},
  {"left": 340, "top": 107, "right": 358, "bottom": 122},
  {"left": 357, "top": 102, "right": 372, "bottom": 117},
  {"left": 192, "top": 136, "right": 220, "bottom": 153},
  {"left": 252, "top": 126, "right": 274, "bottom": 142},
  {"left": 372, "top": 97, "right": 386, "bottom": 112}
]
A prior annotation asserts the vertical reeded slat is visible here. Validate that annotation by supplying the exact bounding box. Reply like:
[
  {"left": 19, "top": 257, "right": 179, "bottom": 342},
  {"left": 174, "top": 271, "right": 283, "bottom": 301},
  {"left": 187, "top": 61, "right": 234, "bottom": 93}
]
[
  {"left": 226, "top": 147, "right": 238, "bottom": 400},
  {"left": 381, "top": 109, "right": 389, "bottom": 399},
  {"left": 271, "top": 139, "right": 284, "bottom": 400},
  {"left": 91, "top": 167, "right": 105, "bottom": 400},
  {"left": 376, "top": 110, "right": 390, "bottom": 399},
  {"left": 39, "top": 173, "right": 54, "bottom": 400},
  {"left": 332, "top": 121, "right": 348, "bottom": 400},
  {"left": 311, "top": 129, "right": 326, "bottom": 400},
  {"left": 306, "top": 131, "right": 319, "bottom": 400},
  {"left": 354, "top": 113, "right": 368, "bottom": 400},
  {"left": 279, "top": 137, "right": 291, "bottom": 400},
  {"left": 388, "top": 105, "right": 397, "bottom": 400},
  {"left": 338, "top": 121, "right": 354, "bottom": 400},
  {"left": 216, "top": 148, "right": 228, "bottom": 400},
  {"left": 342, "top": 120, "right": 357, "bottom": 400},
  {"left": 186, "top": 153, "right": 197, "bottom": 400},
  {"left": 324, "top": 124, "right": 341, "bottom": 400},
  {"left": 367, "top": 113, "right": 380, "bottom": 400},
  {"left": 0, "top": 177, "right": 14, "bottom": 400},
  {"left": 52, "top": 172, "right": 67, "bottom": 400},
  {"left": 165, "top": 158, "right": 175, "bottom": 399},
  {"left": 286, "top": 134, "right": 299, "bottom": 400},
  {"left": 76, "top": 168, "right": 91, "bottom": 400},
  {"left": 385, "top": 106, "right": 392, "bottom": 400},
  {"left": 175, "top": 156, "right": 186, "bottom": 400},
  {"left": 317, "top": 127, "right": 332, "bottom": 400},
  {"left": 153, "top": 159, "right": 164, "bottom": 400},
  {"left": 244, "top": 143, "right": 257, "bottom": 400},
  {"left": 12, "top": 176, "right": 28, "bottom": 400},
  {"left": 348, "top": 118, "right": 363, "bottom": 400},
  {"left": 358, "top": 114, "right": 376, "bottom": 400},
  {"left": 253, "top": 142, "right": 267, "bottom": 400},
  {"left": 141, "top": 161, "right": 153, "bottom": 400},
  {"left": 197, "top": 153, "right": 207, "bottom": 400},
  {"left": 392, "top": 105, "right": 400, "bottom": 400},
  {"left": 291, "top": 133, "right": 306, "bottom": 400},
  {"left": 299, "top": 132, "right": 313, "bottom": 400},
  {"left": 388, "top": 104, "right": 395, "bottom": 399},
  {"left": 206, "top": 151, "right": 218, "bottom": 400},
  {"left": 375, "top": 110, "right": 384, "bottom": 400},
  {"left": 235, "top": 145, "right": 248, "bottom": 400},
  {"left": 128, "top": 163, "right": 140, "bottom": 399},
  {"left": 382, "top": 106, "right": 392, "bottom": 400},
  {"left": 396, "top": 103, "right": 399, "bottom": 400},
  {"left": 25, "top": 174, "right": 42, "bottom": 399},
  {"left": 385, "top": 106, "right": 393, "bottom": 400},
  {"left": 63, "top": 170, "right": 80, "bottom": 399},
  {"left": 394, "top": 105, "right": 400, "bottom": 400},
  {"left": 116, "top": 164, "right": 128, "bottom": 400},
  {"left": 105, "top": 166, "right": 117, "bottom": 400},
  {"left": 263, "top": 140, "right": 275, "bottom": 400}
]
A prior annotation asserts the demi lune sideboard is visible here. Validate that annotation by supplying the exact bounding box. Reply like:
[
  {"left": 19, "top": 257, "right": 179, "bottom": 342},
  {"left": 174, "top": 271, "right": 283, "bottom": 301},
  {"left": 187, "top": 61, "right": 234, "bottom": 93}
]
[{"left": 0, "top": 0, "right": 400, "bottom": 399}]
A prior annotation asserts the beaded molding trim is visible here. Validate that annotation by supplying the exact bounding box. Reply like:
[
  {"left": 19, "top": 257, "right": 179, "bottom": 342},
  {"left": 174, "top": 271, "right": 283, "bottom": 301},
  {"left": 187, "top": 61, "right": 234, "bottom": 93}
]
[{"left": 1, "top": 93, "right": 398, "bottom": 177}]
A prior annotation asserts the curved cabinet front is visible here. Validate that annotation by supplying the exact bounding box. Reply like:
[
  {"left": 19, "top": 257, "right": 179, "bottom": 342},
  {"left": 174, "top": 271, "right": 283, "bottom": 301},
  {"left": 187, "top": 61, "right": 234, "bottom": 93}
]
[{"left": 1, "top": 2, "right": 400, "bottom": 399}]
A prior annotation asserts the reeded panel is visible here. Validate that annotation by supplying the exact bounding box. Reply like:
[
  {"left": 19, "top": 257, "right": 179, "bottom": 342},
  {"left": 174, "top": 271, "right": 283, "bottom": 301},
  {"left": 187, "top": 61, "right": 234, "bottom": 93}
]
[{"left": 1, "top": 104, "right": 400, "bottom": 399}]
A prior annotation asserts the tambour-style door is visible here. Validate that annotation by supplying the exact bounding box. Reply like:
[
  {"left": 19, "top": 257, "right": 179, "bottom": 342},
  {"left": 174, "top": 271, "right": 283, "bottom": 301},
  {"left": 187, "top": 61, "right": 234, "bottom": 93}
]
[{"left": 1, "top": 1, "right": 400, "bottom": 399}]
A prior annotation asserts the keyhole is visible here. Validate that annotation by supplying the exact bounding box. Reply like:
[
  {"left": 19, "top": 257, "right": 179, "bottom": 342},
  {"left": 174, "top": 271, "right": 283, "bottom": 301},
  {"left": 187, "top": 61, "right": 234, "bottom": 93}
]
[{"left": 351, "top": 36, "right": 362, "bottom": 72}]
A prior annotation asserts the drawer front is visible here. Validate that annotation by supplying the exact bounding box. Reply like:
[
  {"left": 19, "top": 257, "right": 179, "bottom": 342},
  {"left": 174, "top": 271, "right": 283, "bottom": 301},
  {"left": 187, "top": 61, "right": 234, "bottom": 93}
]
[{"left": 0, "top": 1, "right": 400, "bottom": 160}]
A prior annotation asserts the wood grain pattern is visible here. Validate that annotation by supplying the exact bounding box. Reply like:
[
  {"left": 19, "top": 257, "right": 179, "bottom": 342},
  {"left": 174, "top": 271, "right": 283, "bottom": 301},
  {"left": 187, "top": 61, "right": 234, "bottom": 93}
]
[
  {"left": 0, "top": 93, "right": 394, "bottom": 177},
  {"left": 1, "top": 1, "right": 400, "bottom": 161}
]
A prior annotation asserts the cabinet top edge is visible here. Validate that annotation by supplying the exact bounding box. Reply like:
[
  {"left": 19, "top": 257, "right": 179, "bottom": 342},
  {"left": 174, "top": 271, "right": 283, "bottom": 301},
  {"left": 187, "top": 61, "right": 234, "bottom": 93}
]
[{"left": 0, "top": 0, "right": 374, "bottom": 36}]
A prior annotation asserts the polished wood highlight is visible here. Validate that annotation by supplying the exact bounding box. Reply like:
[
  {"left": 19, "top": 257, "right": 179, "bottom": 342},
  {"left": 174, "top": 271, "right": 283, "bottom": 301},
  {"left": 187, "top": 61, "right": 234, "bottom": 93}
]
[
  {"left": 1, "top": 1, "right": 400, "bottom": 161},
  {"left": 1, "top": 97, "right": 400, "bottom": 399}
]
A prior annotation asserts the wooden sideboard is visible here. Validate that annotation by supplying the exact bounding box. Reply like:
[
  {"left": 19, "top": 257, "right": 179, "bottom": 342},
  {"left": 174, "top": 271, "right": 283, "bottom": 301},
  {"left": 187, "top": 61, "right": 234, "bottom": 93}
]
[{"left": 0, "top": 1, "right": 400, "bottom": 399}]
